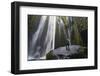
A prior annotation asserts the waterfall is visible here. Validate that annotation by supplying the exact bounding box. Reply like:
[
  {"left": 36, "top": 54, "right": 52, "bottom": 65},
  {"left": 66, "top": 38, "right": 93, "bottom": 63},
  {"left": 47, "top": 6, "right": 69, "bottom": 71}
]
[
  {"left": 29, "top": 16, "right": 56, "bottom": 60},
  {"left": 67, "top": 16, "right": 72, "bottom": 46},
  {"left": 31, "top": 16, "right": 47, "bottom": 49},
  {"left": 56, "top": 17, "right": 71, "bottom": 46},
  {"left": 29, "top": 16, "right": 47, "bottom": 60},
  {"left": 44, "top": 16, "right": 56, "bottom": 54},
  {"left": 59, "top": 17, "right": 68, "bottom": 40}
]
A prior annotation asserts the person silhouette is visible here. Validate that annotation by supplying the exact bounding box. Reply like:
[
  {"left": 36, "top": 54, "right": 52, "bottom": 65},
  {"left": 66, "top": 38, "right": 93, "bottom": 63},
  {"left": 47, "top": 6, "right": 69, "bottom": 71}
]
[{"left": 66, "top": 39, "right": 70, "bottom": 51}]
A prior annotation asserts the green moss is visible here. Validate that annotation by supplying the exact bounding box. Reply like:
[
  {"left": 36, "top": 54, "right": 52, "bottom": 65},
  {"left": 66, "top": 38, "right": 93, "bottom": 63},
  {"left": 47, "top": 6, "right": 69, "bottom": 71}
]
[{"left": 46, "top": 51, "right": 57, "bottom": 60}]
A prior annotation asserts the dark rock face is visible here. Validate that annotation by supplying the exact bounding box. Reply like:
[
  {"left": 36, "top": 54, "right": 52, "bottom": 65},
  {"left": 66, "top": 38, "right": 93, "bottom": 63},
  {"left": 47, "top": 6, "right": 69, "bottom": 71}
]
[{"left": 80, "top": 29, "right": 88, "bottom": 46}]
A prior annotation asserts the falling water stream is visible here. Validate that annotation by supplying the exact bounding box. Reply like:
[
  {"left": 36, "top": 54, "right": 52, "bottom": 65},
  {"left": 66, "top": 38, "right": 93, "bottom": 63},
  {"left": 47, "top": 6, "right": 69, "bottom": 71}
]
[
  {"left": 29, "top": 16, "right": 57, "bottom": 60},
  {"left": 29, "top": 16, "right": 47, "bottom": 60}
]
